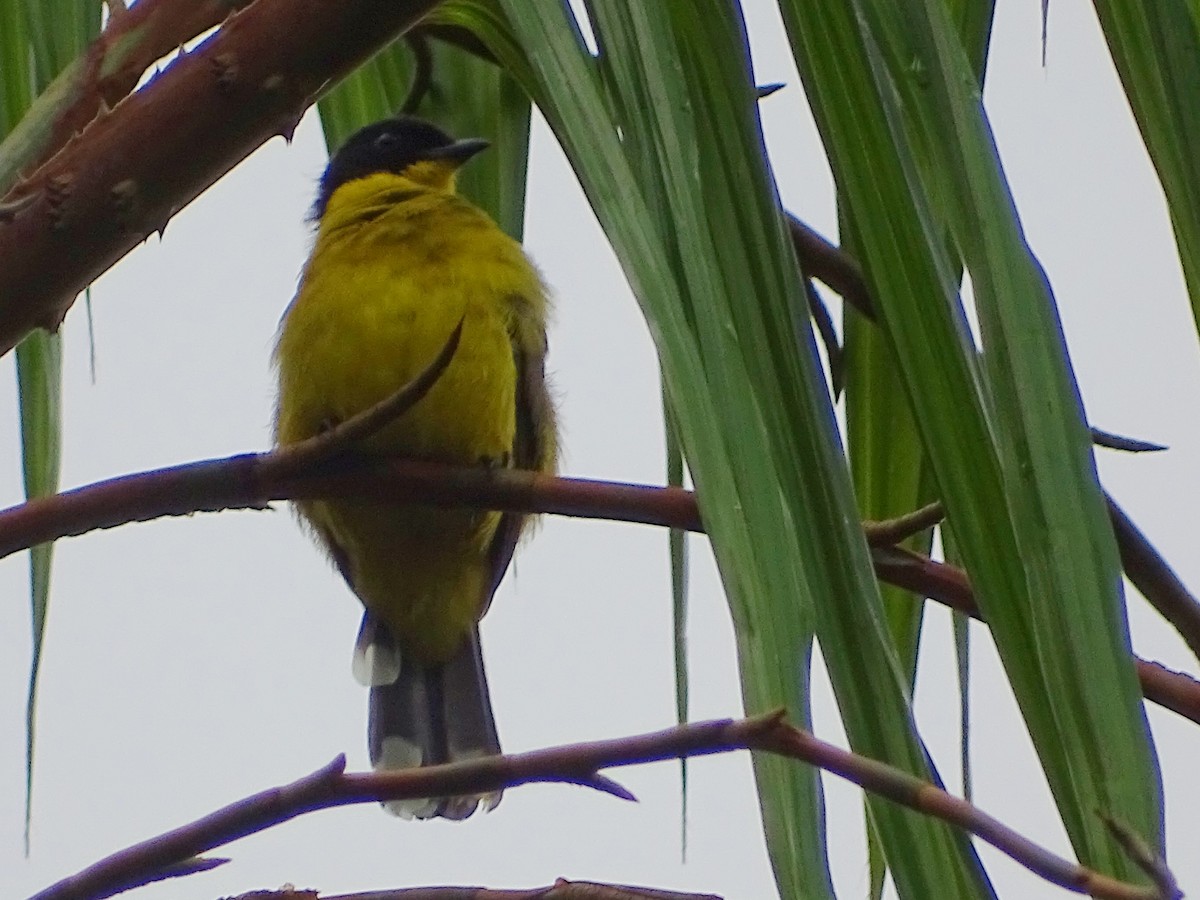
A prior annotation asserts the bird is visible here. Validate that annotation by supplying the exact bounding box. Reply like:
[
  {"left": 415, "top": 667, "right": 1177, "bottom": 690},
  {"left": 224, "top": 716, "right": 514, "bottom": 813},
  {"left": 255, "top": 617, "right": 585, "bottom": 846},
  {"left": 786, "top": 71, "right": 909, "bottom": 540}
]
[{"left": 273, "top": 115, "right": 556, "bottom": 819}]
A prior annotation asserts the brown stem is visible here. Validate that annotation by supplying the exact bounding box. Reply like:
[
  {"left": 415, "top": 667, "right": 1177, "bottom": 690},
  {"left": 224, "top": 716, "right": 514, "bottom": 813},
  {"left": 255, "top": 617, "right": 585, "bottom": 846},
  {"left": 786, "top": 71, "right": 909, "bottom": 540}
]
[
  {"left": 787, "top": 214, "right": 874, "bottom": 320},
  {"left": 1103, "top": 815, "right": 1181, "bottom": 900},
  {"left": 0, "top": 456, "right": 702, "bottom": 558},
  {"left": 0, "top": 0, "right": 442, "bottom": 356},
  {"left": 1132, "top": 660, "right": 1200, "bottom": 725},
  {"left": 1108, "top": 493, "right": 1200, "bottom": 664},
  {"left": 869, "top": 543, "right": 1200, "bottom": 725},
  {"left": 401, "top": 30, "right": 435, "bottom": 115},
  {"left": 317, "top": 885, "right": 723, "bottom": 900},
  {"left": 863, "top": 501, "right": 945, "bottom": 546},
  {"left": 0, "top": 450, "right": 1197, "bottom": 725},
  {"left": 27, "top": 713, "right": 1173, "bottom": 900}
]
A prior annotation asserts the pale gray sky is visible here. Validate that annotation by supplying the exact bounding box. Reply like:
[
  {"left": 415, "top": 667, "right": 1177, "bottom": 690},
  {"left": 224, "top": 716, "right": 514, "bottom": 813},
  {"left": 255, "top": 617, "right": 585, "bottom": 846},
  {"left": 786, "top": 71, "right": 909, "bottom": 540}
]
[{"left": 3, "top": 2, "right": 1199, "bottom": 898}]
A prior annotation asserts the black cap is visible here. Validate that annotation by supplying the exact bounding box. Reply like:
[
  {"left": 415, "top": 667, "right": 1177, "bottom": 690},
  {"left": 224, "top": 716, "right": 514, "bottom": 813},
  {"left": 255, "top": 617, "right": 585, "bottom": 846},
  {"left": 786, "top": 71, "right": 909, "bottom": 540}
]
[{"left": 312, "top": 117, "right": 490, "bottom": 219}]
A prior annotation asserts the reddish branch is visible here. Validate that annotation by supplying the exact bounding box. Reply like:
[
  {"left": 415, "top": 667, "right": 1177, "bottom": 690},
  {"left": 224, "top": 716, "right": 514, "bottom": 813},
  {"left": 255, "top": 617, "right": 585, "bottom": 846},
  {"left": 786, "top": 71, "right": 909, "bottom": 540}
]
[
  {"left": 870, "top": 545, "right": 1200, "bottom": 725},
  {"left": 861, "top": 497, "right": 1200, "bottom": 675},
  {"left": 0, "top": 455, "right": 701, "bottom": 556},
  {"left": 242, "top": 885, "right": 722, "bottom": 900},
  {"left": 0, "top": 444, "right": 1195, "bottom": 726},
  {"left": 0, "top": 0, "right": 441, "bottom": 355},
  {"left": 27, "top": 713, "right": 1176, "bottom": 900},
  {"left": 1108, "top": 495, "right": 1200, "bottom": 662},
  {"left": 787, "top": 215, "right": 873, "bottom": 320}
]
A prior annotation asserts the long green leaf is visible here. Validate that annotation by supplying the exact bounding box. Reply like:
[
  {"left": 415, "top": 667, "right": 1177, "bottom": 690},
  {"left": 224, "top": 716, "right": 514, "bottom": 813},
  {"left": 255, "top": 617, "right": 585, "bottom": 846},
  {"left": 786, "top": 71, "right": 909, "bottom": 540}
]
[
  {"left": 2, "top": 0, "right": 101, "bottom": 843},
  {"left": 843, "top": 5, "right": 993, "bottom": 887},
  {"left": 663, "top": 393, "right": 689, "bottom": 857},
  {"left": 843, "top": 305, "right": 932, "bottom": 900},
  {"left": 0, "top": 1, "right": 31, "bottom": 137},
  {"left": 1091, "top": 5, "right": 1200, "bottom": 342},
  {"left": 940, "top": 523, "right": 973, "bottom": 804},
  {"left": 876, "top": 0, "right": 1161, "bottom": 873},
  {"left": 954, "top": 613, "right": 971, "bottom": 800},
  {"left": 15, "top": 327, "right": 61, "bottom": 847},
  {"left": 779, "top": 0, "right": 1162, "bottom": 884},
  {"left": 844, "top": 295, "right": 930, "bottom": 688}
]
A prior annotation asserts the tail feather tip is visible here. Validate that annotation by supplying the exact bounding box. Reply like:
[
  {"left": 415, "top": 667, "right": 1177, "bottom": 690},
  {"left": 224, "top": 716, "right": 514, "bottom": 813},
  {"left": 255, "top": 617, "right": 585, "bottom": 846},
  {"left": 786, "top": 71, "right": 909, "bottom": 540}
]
[
  {"left": 373, "top": 737, "right": 501, "bottom": 820},
  {"left": 353, "top": 640, "right": 403, "bottom": 687}
]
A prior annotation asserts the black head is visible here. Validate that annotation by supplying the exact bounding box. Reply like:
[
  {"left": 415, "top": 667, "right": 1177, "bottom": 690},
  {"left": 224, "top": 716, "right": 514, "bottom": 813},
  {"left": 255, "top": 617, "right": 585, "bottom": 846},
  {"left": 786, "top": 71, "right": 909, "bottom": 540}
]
[{"left": 311, "top": 116, "right": 489, "bottom": 220}]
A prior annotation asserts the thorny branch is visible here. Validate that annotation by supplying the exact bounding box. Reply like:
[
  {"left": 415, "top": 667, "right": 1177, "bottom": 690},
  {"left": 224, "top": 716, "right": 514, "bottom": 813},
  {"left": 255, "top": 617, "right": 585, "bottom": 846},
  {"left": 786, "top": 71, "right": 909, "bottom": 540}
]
[{"left": 27, "top": 713, "right": 1178, "bottom": 900}]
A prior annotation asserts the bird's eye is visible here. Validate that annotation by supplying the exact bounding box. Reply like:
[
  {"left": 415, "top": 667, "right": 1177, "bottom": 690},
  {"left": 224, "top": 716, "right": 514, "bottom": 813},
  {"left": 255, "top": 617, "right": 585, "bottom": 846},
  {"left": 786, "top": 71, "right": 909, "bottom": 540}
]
[{"left": 374, "top": 133, "right": 399, "bottom": 151}]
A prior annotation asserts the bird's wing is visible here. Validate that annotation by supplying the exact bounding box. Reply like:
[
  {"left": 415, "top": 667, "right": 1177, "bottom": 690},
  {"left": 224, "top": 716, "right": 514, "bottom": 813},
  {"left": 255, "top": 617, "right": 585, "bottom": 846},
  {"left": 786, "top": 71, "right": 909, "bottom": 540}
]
[{"left": 480, "top": 321, "right": 552, "bottom": 614}]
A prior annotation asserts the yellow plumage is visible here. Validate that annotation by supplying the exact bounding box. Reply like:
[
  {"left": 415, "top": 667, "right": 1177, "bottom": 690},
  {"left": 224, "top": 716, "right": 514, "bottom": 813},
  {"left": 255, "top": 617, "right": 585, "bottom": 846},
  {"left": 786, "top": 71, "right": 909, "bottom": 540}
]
[{"left": 273, "top": 118, "right": 555, "bottom": 818}]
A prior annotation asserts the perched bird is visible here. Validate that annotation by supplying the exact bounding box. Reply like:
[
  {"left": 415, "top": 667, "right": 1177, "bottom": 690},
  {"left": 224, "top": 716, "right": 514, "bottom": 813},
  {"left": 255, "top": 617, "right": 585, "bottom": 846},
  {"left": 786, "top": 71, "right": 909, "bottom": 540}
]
[{"left": 273, "top": 116, "right": 556, "bottom": 819}]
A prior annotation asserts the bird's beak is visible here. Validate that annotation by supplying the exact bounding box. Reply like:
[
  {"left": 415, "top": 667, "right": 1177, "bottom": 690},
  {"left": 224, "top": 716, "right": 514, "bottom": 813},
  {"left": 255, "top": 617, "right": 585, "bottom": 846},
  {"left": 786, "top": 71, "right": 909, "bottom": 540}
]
[{"left": 427, "top": 138, "right": 490, "bottom": 166}]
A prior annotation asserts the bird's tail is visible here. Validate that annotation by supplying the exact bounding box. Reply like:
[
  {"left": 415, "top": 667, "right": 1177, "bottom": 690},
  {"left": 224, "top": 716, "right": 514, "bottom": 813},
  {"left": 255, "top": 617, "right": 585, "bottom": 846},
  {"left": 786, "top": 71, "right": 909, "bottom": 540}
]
[{"left": 356, "top": 613, "right": 502, "bottom": 820}]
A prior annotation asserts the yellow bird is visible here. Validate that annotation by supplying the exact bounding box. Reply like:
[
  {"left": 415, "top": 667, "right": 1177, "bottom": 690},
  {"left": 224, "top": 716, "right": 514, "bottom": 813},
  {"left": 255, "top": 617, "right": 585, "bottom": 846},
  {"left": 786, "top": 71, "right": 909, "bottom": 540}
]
[{"left": 273, "top": 116, "right": 556, "bottom": 819}]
